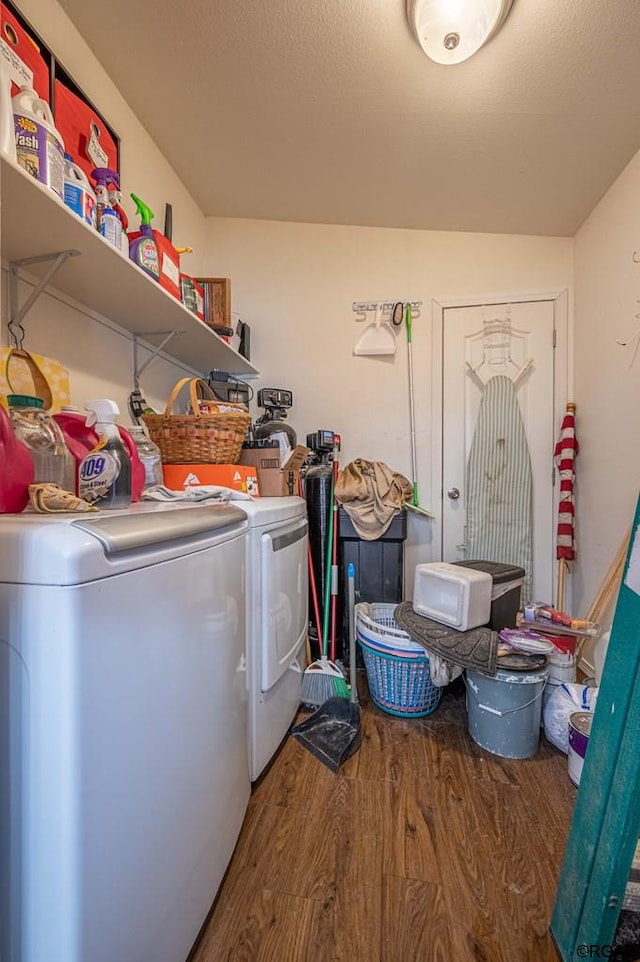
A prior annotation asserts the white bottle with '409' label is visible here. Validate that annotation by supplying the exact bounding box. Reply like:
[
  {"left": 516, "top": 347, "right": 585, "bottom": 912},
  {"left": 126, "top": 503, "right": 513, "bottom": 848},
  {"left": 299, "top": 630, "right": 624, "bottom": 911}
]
[{"left": 79, "top": 399, "right": 132, "bottom": 508}]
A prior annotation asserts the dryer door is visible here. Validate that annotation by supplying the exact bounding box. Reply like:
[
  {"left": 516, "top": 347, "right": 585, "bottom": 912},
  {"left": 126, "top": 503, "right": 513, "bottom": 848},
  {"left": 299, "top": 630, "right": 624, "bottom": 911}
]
[{"left": 260, "top": 519, "right": 308, "bottom": 691}]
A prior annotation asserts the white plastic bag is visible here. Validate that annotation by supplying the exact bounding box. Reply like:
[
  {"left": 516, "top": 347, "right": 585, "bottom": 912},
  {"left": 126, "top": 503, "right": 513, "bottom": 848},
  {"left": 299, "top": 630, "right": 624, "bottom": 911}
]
[{"left": 543, "top": 682, "right": 598, "bottom": 754}]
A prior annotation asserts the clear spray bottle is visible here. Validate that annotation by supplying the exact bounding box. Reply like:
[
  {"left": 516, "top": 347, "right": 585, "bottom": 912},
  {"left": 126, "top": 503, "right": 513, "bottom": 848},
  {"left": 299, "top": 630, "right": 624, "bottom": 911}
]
[{"left": 78, "top": 399, "right": 132, "bottom": 508}]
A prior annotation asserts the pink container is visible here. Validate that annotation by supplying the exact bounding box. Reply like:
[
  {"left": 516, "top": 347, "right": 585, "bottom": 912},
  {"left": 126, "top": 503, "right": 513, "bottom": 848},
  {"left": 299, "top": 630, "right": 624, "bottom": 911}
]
[
  {"left": 0, "top": 403, "right": 34, "bottom": 512},
  {"left": 53, "top": 410, "right": 144, "bottom": 501}
]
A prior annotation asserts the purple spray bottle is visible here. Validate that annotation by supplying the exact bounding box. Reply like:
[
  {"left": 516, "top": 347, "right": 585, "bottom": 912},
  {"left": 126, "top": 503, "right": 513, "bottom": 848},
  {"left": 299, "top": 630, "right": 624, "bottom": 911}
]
[{"left": 91, "top": 167, "right": 122, "bottom": 250}]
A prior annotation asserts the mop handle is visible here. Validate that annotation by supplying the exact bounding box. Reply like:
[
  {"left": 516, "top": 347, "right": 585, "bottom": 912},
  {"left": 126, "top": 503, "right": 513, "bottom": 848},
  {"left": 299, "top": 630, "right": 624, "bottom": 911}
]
[
  {"left": 348, "top": 563, "right": 358, "bottom": 704},
  {"left": 322, "top": 470, "right": 335, "bottom": 657},
  {"left": 307, "top": 542, "right": 324, "bottom": 654},
  {"left": 405, "top": 303, "right": 418, "bottom": 495}
]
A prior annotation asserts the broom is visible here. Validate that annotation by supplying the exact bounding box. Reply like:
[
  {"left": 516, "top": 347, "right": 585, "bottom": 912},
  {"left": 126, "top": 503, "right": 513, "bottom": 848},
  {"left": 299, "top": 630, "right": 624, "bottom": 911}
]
[{"left": 301, "top": 468, "right": 349, "bottom": 708}]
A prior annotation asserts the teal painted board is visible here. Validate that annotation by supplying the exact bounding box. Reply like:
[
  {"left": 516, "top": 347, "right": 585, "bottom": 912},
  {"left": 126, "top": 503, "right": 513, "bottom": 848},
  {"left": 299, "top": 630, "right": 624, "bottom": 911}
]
[{"left": 551, "top": 494, "right": 640, "bottom": 960}]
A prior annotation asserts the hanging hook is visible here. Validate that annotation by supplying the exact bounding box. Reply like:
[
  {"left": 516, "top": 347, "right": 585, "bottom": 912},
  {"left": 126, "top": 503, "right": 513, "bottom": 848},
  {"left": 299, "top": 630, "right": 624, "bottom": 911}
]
[
  {"left": 616, "top": 327, "right": 640, "bottom": 369},
  {"left": 7, "top": 317, "right": 26, "bottom": 351}
]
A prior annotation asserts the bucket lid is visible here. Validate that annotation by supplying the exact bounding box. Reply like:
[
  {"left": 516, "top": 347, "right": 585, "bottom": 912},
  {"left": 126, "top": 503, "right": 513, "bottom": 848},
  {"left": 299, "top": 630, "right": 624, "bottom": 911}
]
[
  {"left": 569, "top": 711, "right": 593, "bottom": 736},
  {"left": 496, "top": 651, "right": 547, "bottom": 672}
]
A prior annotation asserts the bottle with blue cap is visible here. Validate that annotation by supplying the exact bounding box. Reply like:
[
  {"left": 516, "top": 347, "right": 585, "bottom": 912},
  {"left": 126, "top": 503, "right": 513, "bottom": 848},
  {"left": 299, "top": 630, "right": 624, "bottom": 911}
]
[{"left": 63, "top": 154, "right": 97, "bottom": 227}]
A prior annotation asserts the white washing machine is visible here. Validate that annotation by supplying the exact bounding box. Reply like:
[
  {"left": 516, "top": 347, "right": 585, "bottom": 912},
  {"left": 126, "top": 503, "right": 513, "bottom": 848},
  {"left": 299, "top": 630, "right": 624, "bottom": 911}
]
[
  {"left": 0, "top": 503, "right": 251, "bottom": 962},
  {"left": 242, "top": 496, "right": 308, "bottom": 781}
]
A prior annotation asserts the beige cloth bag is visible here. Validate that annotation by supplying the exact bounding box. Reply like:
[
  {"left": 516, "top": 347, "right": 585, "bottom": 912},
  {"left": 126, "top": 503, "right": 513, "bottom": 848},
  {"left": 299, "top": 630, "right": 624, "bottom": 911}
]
[{"left": 335, "top": 459, "right": 412, "bottom": 540}]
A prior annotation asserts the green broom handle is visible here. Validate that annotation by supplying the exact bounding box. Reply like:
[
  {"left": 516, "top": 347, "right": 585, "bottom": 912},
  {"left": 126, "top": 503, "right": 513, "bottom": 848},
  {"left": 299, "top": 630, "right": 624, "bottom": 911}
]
[
  {"left": 405, "top": 303, "right": 418, "bottom": 506},
  {"left": 322, "top": 470, "right": 335, "bottom": 657}
]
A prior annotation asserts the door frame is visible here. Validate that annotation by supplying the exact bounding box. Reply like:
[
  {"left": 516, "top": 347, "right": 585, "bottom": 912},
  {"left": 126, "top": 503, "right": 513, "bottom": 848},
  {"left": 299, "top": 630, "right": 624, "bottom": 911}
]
[{"left": 430, "top": 289, "right": 570, "bottom": 593}]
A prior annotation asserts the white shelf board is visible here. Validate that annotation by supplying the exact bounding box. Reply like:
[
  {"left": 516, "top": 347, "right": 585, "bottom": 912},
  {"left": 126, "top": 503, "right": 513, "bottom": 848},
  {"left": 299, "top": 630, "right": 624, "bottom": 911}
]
[{"left": 0, "top": 157, "right": 257, "bottom": 376}]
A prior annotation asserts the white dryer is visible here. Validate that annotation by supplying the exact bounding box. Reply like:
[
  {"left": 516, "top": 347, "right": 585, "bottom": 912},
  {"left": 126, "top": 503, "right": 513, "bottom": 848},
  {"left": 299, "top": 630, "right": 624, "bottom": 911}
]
[{"left": 241, "top": 496, "right": 308, "bottom": 781}]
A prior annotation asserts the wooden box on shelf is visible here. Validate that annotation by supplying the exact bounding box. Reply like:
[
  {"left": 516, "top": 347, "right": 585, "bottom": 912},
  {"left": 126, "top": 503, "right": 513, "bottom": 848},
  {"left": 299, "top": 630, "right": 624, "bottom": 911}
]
[{"left": 196, "top": 277, "right": 231, "bottom": 330}]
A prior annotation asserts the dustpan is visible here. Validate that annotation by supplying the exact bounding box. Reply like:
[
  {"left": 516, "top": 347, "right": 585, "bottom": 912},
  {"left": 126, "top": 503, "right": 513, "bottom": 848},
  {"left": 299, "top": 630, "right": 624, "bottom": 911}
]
[
  {"left": 353, "top": 305, "right": 396, "bottom": 357},
  {"left": 290, "top": 697, "right": 362, "bottom": 773},
  {"left": 291, "top": 563, "right": 362, "bottom": 773}
]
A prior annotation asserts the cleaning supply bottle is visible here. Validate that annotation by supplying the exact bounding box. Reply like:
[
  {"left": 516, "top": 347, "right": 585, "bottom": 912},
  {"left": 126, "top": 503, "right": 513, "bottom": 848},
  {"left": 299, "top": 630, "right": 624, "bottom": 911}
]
[
  {"left": 63, "top": 154, "right": 97, "bottom": 227},
  {"left": 108, "top": 181, "right": 129, "bottom": 255},
  {"left": 12, "top": 85, "right": 65, "bottom": 197},
  {"left": 91, "top": 167, "right": 122, "bottom": 250},
  {"left": 128, "top": 425, "right": 163, "bottom": 490},
  {"left": 128, "top": 193, "right": 160, "bottom": 281},
  {"left": 78, "top": 399, "right": 132, "bottom": 508},
  {"left": 0, "top": 61, "right": 17, "bottom": 163},
  {"left": 7, "top": 394, "right": 75, "bottom": 492}
]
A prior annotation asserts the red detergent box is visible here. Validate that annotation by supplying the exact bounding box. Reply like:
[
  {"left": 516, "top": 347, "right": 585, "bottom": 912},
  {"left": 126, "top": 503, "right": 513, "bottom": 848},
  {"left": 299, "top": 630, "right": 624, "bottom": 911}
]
[
  {"left": 53, "top": 74, "right": 119, "bottom": 183},
  {"left": 1, "top": 2, "right": 50, "bottom": 101},
  {"left": 180, "top": 274, "right": 205, "bottom": 320},
  {"left": 128, "top": 229, "right": 181, "bottom": 300}
]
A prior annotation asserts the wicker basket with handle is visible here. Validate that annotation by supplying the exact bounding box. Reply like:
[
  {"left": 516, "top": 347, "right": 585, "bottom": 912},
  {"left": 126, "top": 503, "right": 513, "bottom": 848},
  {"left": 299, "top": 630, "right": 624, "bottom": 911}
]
[{"left": 142, "top": 377, "right": 251, "bottom": 464}]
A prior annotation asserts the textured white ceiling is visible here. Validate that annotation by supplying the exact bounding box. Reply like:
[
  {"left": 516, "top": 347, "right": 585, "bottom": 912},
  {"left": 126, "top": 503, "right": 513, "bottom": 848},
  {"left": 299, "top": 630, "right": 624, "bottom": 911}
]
[{"left": 59, "top": 0, "right": 640, "bottom": 236}]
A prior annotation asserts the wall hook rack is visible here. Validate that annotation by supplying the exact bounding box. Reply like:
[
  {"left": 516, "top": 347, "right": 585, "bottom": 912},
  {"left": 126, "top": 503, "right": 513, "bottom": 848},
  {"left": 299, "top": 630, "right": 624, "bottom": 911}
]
[
  {"left": 8, "top": 250, "right": 80, "bottom": 348},
  {"left": 132, "top": 331, "right": 184, "bottom": 388},
  {"left": 352, "top": 300, "right": 422, "bottom": 322}
]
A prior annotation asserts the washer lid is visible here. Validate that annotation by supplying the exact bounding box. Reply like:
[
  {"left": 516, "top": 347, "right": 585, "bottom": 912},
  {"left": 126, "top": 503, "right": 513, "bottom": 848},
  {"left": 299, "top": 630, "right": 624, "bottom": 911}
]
[
  {"left": 240, "top": 495, "right": 306, "bottom": 527},
  {"left": 0, "top": 502, "right": 248, "bottom": 585}
]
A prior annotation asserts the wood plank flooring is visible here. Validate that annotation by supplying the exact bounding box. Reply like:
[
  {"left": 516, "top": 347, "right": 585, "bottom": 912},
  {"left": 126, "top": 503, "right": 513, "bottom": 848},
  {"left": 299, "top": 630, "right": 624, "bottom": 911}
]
[{"left": 192, "top": 678, "right": 575, "bottom": 962}]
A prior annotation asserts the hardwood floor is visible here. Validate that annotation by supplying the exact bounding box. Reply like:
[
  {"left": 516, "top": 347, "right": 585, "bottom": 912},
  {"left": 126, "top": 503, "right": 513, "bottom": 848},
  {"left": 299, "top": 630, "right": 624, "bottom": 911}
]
[{"left": 192, "top": 679, "right": 575, "bottom": 962}]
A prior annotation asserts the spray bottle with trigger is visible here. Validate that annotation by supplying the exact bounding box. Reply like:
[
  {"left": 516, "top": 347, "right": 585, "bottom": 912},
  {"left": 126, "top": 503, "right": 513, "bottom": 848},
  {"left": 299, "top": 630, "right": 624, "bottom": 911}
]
[
  {"left": 91, "top": 167, "right": 122, "bottom": 250},
  {"left": 78, "top": 399, "right": 132, "bottom": 509},
  {"left": 128, "top": 193, "right": 160, "bottom": 281},
  {"left": 108, "top": 179, "right": 129, "bottom": 255}
]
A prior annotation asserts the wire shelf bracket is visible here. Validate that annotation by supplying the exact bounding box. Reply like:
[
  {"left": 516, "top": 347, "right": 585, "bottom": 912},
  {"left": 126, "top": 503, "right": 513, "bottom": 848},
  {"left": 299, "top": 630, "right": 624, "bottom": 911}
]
[
  {"left": 8, "top": 249, "right": 81, "bottom": 349},
  {"left": 132, "top": 331, "right": 184, "bottom": 388}
]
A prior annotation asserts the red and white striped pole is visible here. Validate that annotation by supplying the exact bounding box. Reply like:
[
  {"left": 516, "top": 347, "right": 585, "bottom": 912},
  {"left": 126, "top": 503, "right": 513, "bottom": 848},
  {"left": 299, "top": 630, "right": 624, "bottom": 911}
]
[{"left": 555, "top": 401, "right": 578, "bottom": 611}]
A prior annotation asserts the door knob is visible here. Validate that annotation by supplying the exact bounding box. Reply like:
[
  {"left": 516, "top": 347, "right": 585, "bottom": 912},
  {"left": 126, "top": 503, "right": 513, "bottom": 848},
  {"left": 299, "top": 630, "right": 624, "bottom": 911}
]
[{"left": 447, "top": 487, "right": 460, "bottom": 500}]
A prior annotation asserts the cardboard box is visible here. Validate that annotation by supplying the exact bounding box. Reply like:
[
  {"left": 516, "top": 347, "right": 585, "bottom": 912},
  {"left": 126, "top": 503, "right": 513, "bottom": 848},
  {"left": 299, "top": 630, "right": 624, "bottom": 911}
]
[
  {"left": 163, "top": 463, "right": 259, "bottom": 496},
  {"left": 240, "top": 444, "right": 309, "bottom": 497}
]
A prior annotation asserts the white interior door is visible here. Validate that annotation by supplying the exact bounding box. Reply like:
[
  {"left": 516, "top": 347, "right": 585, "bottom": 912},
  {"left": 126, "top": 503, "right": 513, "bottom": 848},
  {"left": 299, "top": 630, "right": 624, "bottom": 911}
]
[{"left": 441, "top": 299, "right": 557, "bottom": 603}]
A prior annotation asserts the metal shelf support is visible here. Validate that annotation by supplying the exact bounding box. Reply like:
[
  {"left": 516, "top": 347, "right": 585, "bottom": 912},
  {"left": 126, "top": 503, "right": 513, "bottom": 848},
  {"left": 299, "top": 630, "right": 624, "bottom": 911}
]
[
  {"left": 8, "top": 250, "right": 80, "bottom": 348},
  {"left": 132, "top": 331, "right": 183, "bottom": 388}
]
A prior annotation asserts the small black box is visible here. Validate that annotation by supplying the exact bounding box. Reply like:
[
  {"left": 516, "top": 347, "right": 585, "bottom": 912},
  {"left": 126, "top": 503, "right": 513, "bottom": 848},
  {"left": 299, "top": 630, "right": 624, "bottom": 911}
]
[{"left": 452, "top": 560, "right": 525, "bottom": 631}]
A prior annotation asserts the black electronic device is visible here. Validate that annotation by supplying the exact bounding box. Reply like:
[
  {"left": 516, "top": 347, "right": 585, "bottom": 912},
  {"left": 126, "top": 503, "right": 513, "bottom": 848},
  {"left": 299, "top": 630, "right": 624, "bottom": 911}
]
[
  {"left": 306, "top": 430, "right": 335, "bottom": 454},
  {"left": 254, "top": 386, "right": 296, "bottom": 446},
  {"left": 257, "top": 388, "right": 293, "bottom": 410},
  {"left": 207, "top": 371, "right": 251, "bottom": 407}
]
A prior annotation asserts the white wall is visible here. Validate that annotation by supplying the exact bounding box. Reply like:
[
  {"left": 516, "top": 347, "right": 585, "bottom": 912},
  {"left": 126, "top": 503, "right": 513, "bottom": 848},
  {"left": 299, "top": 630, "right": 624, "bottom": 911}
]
[
  {"left": 1, "top": 0, "right": 207, "bottom": 416},
  {"left": 203, "top": 218, "right": 572, "bottom": 573},
  {"left": 573, "top": 149, "right": 640, "bottom": 633}
]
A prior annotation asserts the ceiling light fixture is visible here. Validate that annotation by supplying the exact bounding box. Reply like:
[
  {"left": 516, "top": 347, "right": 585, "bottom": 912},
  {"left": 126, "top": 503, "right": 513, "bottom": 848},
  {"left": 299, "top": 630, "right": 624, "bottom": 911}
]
[{"left": 406, "top": 0, "right": 515, "bottom": 65}]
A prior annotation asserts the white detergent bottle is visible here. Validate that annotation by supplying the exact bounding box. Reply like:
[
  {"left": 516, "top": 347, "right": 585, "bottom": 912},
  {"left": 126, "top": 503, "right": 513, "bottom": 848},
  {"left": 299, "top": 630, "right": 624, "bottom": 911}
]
[
  {"left": 12, "top": 85, "right": 65, "bottom": 197},
  {"left": 63, "top": 154, "right": 97, "bottom": 227},
  {"left": 0, "top": 61, "right": 16, "bottom": 163},
  {"left": 79, "top": 399, "right": 132, "bottom": 509}
]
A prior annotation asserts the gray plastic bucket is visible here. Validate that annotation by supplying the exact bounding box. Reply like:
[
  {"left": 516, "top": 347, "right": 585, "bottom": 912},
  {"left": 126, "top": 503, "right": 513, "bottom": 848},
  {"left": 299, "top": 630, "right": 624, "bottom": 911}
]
[{"left": 466, "top": 666, "right": 549, "bottom": 759}]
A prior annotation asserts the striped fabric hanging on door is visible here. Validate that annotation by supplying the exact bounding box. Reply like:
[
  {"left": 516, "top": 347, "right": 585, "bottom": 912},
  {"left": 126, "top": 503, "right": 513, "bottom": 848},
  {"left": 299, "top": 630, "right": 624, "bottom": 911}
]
[{"left": 466, "top": 374, "right": 534, "bottom": 604}]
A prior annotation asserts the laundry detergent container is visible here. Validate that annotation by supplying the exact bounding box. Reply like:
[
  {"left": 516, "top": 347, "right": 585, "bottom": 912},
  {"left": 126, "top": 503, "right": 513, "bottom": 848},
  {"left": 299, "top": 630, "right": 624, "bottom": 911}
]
[
  {"left": 412, "top": 562, "right": 492, "bottom": 631},
  {"left": 453, "top": 560, "right": 525, "bottom": 630}
]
